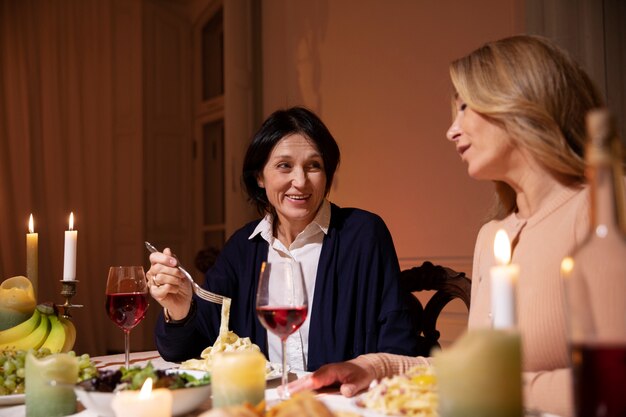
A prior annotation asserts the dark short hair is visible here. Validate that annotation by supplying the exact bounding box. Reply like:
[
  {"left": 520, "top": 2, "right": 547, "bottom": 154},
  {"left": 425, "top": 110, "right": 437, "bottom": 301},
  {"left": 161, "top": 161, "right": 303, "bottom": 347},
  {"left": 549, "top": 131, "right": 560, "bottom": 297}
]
[{"left": 242, "top": 106, "right": 341, "bottom": 215}]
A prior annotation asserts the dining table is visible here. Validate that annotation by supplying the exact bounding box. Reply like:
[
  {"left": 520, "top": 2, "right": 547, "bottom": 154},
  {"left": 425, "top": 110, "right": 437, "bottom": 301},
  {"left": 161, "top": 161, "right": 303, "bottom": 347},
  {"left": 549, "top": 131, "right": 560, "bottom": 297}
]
[
  {"left": 0, "top": 350, "right": 561, "bottom": 417},
  {"left": 0, "top": 350, "right": 377, "bottom": 417}
]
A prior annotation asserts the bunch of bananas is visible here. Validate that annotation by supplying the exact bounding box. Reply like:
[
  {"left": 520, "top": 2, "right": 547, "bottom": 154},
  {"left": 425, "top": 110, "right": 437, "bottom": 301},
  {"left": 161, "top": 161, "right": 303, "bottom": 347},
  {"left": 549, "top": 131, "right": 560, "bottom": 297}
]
[{"left": 0, "top": 303, "right": 76, "bottom": 353}]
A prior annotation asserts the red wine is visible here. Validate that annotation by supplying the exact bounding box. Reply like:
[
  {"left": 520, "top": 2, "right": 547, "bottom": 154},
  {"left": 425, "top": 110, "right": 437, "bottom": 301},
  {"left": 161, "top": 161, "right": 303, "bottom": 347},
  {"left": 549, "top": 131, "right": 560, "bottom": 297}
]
[
  {"left": 106, "top": 293, "right": 149, "bottom": 331},
  {"left": 571, "top": 343, "right": 626, "bottom": 417},
  {"left": 256, "top": 306, "right": 308, "bottom": 340}
]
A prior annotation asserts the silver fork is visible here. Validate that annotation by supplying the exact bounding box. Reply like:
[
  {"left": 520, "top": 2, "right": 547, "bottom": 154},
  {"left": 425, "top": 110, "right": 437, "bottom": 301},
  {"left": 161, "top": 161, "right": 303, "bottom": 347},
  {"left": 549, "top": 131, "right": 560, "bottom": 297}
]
[{"left": 144, "top": 241, "right": 228, "bottom": 305}]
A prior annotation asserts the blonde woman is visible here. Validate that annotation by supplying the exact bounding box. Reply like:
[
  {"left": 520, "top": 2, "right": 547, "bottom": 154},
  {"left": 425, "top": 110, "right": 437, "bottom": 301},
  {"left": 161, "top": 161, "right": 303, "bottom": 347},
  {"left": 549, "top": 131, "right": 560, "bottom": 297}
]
[{"left": 288, "top": 35, "right": 608, "bottom": 417}]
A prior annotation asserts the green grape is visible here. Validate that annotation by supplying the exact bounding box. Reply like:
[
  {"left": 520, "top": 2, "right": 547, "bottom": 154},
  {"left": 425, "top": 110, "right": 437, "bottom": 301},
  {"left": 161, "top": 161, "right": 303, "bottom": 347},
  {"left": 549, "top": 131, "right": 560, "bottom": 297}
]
[
  {"left": 0, "top": 348, "right": 99, "bottom": 395},
  {"left": 16, "top": 354, "right": 25, "bottom": 368},
  {"left": 81, "top": 367, "right": 98, "bottom": 380},
  {"left": 76, "top": 353, "right": 98, "bottom": 382},
  {"left": 14, "top": 382, "right": 24, "bottom": 394},
  {"left": 3, "top": 360, "right": 15, "bottom": 374},
  {"left": 37, "top": 347, "right": 51, "bottom": 357},
  {"left": 78, "top": 358, "right": 91, "bottom": 370},
  {"left": 4, "top": 379, "right": 15, "bottom": 392}
]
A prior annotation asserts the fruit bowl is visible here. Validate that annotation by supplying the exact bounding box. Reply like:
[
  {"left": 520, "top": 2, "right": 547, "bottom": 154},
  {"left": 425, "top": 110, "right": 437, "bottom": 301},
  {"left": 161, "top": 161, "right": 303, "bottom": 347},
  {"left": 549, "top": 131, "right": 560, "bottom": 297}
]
[{"left": 75, "top": 369, "right": 211, "bottom": 417}]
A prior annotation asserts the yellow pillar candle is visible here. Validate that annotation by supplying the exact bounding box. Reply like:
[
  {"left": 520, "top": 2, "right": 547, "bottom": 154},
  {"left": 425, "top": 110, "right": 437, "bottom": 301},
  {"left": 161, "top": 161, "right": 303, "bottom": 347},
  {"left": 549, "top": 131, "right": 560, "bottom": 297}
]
[
  {"left": 111, "top": 378, "right": 173, "bottom": 417},
  {"left": 212, "top": 350, "right": 266, "bottom": 408},
  {"left": 25, "top": 352, "right": 79, "bottom": 417},
  {"left": 434, "top": 329, "right": 523, "bottom": 417},
  {"left": 26, "top": 214, "right": 38, "bottom": 296},
  {"left": 0, "top": 276, "right": 36, "bottom": 330}
]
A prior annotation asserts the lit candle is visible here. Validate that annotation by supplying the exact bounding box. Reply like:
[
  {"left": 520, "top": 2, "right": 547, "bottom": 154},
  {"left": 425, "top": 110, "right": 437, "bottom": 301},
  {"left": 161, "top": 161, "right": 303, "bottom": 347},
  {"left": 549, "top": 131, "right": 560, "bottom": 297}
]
[
  {"left": 63, "top": 212, "right": 78, "bottom": 281},
  {"left": 26, "top": 214, "right": 38, "bottom": 295},
  {"left": 25, "top": 352, "right": 79, "bottom": 417},
  {"left": 435, "top": 329, "right": 523, "bottom": 417},
  {"left": 212, "top": 350, "right": 266, "bottom": 408},
  {"left": 490, "top": 229, "right": 519, "bottom": 329},
  {"left": 111, "top": 378, "right": 173, "bottom": 417},
  {"left": 434, "top": 233, "right": 523, "bottom": 417}
]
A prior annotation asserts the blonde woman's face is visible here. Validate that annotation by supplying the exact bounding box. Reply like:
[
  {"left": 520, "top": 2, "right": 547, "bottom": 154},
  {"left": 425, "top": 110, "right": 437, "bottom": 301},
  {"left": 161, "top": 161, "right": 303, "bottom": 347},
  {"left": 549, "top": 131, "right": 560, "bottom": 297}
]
[{"left": 446, "top": 98, "right": 516, "bottom": 181}]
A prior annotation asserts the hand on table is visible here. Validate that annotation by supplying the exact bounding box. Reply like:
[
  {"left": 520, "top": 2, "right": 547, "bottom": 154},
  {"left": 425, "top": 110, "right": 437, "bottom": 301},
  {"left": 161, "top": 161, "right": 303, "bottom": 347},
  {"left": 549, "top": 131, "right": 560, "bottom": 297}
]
[
  {"left": 285, "top": 360, "right": 376, "bottom": 397},
  {"left": 148, "top": 247, "right": 193, "bottom": 320}
]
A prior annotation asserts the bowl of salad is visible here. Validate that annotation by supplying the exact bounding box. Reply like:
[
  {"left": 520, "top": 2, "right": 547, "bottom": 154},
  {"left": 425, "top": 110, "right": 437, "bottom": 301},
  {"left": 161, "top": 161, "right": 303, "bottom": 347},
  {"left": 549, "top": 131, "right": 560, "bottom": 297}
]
[{"left": 75, "top": 362, "right": 211, "bottom": 417}]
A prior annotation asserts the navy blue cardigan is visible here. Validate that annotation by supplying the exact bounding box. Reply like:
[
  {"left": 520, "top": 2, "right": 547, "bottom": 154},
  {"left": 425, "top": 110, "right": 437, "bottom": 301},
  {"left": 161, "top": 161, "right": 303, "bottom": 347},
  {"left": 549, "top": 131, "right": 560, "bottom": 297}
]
[{"left": 155, "top": 204, "right": 418, "bottom": 370}]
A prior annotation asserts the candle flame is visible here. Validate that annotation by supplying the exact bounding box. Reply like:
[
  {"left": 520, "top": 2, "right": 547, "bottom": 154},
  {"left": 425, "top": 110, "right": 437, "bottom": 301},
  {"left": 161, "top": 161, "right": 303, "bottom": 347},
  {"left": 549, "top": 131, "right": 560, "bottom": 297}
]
[
  {"left": 69, "top": 212, "right": 74, "bottom": 230},
  {"left": 494, "top": 229, "right": 511, "bottom": 265},
  {"left": 561, "top": 256, "right": 574, "bottom": 277},
  {"left": 28, "top": 214, "right": 34, "bottom": 233},
  {"left": 139, "top": 377, "right": 153, "bottom": 399}
]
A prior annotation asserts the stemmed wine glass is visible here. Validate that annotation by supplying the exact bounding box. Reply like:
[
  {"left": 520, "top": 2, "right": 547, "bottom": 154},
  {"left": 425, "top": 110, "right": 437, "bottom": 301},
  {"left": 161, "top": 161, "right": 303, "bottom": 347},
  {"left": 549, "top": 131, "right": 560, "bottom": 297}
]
[
  {"left": 105, "top": 266, "right": 149, "bottom": 370},
  {"left": 255, "top": 261, "right": 308, "bottom": 399}
]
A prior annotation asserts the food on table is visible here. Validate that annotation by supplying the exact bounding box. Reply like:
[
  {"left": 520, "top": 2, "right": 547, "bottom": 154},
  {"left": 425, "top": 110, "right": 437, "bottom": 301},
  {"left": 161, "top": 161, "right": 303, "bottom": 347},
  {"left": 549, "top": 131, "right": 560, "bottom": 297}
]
[
  {"left": 198, "top": 403, "right": 262, "bottom": 417},
  {"left": 0, "top": 349, "right": 97, "bottom": 395},
  {"left": 333, "top": 412, "right": 362, "bottom": 417},
  {"left": 180, "top": 298, "right": 261, "bottom": 372},
  {"left": 0, "top": 276, "right": 36, "bottom": 331},
  {"left": 358, "top": 365, "right": 438, "bottom": 417},
  {"left": 77, "top": 361, "right": 210, "bottom": 393},
  {"left": 199, "top": 392, "right": 334, "bottom": 417},
  {"left": 0, "top": 302, "right": 76, "bottom": 353},
  {"left": 180, "top": 331, "right": 261, "bottom": 372},
  {"left": 267, "top": 391, "right": 335, "bottom": 417}
]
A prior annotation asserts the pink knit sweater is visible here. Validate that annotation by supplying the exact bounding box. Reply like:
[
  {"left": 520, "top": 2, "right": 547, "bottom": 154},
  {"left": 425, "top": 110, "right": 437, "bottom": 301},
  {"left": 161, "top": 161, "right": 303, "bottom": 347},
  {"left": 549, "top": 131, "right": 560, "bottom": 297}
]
[{"left": 353, "top": 185, "right": 597, "bottom": 417}]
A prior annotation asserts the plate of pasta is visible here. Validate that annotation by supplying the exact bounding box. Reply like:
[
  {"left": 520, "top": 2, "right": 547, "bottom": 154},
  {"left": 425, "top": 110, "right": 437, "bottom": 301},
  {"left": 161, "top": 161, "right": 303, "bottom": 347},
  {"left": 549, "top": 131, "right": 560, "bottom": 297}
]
[
  {"left": 356, "top": 365, "right": 438, "bottom": 417},
  {"left": 178, "top": 297, "right": 286, "bottom": 380},
  {"left": 264, "top": 362, "right": 285, "bottom": 380}
]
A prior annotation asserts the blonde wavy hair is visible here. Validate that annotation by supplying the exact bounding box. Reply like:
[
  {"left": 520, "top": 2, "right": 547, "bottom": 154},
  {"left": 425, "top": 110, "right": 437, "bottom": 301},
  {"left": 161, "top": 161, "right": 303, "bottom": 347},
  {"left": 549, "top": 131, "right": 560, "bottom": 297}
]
[{"left": 449, "top": 35, "right": 604, "bottom": 219}]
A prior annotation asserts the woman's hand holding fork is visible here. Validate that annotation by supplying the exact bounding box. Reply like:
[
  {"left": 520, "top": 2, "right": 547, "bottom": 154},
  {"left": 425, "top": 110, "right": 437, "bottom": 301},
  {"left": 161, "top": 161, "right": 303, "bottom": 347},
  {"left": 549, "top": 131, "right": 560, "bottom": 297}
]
[{"left": 148, "top": 247, "right": 194, "bottom": 321}]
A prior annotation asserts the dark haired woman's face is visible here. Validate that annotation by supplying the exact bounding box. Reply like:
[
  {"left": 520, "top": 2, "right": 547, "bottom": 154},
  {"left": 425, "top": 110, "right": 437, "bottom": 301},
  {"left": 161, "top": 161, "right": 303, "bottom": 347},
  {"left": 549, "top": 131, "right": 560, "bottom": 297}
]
[{"left": 257, "top": 134, "right": 327, "bottom": 231}]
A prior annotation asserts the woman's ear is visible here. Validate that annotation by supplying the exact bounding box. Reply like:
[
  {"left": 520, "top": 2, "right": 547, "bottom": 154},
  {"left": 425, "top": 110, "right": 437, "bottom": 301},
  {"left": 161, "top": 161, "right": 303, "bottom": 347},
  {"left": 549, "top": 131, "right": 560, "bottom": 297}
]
[{"left": 257, "top": 175, "right": 264, "bottom": 188}]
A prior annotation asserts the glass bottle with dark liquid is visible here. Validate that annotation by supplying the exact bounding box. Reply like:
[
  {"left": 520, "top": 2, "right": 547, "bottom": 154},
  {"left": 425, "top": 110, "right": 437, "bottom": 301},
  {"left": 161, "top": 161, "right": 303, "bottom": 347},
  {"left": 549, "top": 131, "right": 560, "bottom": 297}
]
[{"left": 562, "top": 109, "right": 626, "bottom": 417}]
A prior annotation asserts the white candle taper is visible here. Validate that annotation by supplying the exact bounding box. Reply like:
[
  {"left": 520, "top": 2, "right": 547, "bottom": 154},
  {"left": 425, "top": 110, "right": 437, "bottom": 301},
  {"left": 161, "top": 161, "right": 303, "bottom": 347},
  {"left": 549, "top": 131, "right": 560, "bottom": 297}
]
[
  {"left": 63, "top": 212, "right": 78, "bottom": 281},
  {"left": 490, "top": 229, "right": 519, "bottom": 329}
]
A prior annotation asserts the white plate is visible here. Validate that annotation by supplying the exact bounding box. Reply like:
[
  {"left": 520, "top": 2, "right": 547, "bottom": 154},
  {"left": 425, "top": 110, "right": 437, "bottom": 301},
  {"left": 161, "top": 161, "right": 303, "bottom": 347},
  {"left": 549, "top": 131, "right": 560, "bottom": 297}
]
[
  {"left": 0, "top": 393, "right": 25, "bottom": 406},
  {"left": 180, "top": 362, "right": 286, "bottom": 381},
  {"left": 167, "top": 368, "right": 209, "bottom": 380},
  {"left": 266, "top": 362, "right": 288, "bottom": 381}
]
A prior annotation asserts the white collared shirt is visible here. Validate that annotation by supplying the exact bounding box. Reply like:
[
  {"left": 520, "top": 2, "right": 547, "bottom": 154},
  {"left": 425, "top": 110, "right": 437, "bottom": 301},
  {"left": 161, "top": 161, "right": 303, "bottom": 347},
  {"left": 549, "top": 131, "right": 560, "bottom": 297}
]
[{"left": 249, "top": 199, "right": 331, "bottom": 371}]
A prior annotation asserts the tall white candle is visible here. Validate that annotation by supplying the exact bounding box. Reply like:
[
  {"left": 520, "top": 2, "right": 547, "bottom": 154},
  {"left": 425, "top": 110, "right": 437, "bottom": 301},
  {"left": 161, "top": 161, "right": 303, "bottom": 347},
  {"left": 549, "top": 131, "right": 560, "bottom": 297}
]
[
  {"left": 63, "top": 212, "right": 78, "bottom": 281},
  {"left": 26, "top": 214, "right": 38, "bottom": 294},
  {"left": 490, "top": 229, "right": 519, "bottom": 329}
]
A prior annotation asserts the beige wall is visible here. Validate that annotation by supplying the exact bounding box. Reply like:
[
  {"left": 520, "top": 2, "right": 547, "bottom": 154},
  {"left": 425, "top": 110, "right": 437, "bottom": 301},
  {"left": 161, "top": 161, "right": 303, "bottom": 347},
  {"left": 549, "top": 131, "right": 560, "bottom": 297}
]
[{"left": 261, "top": 0, "right": 524, "bottom": 273}]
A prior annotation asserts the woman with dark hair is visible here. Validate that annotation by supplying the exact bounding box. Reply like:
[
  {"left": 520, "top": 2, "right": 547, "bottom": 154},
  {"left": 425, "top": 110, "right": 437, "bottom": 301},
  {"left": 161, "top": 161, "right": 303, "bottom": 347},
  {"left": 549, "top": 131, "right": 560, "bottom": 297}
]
[{"left": 148, "top": 106, "right": 418, "bottom": 371}]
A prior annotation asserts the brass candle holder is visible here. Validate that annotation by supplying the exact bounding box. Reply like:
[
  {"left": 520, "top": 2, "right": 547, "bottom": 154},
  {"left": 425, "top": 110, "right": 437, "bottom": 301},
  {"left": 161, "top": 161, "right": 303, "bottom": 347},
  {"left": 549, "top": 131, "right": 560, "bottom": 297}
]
[{"left": 56, "top": 280, "right": 83, "bottom": 319}]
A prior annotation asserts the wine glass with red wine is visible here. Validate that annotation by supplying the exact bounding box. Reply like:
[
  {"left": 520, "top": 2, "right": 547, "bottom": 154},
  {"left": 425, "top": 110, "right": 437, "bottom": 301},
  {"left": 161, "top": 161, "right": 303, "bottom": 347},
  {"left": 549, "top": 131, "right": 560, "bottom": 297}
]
[
  {"left": 105, "top": 266, "right": 149, "bottom": 369},
  {"left": 256, "top": 261, "right": 308, "bottom": 398}
]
